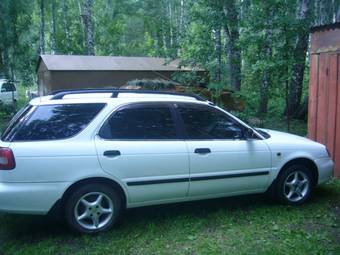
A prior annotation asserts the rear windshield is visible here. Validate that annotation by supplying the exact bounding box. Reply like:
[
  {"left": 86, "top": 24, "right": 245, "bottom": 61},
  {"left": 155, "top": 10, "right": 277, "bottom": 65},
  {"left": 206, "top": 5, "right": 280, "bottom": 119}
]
[
  {"left": 1, "top": 103, "right": 105, "bottom": 142},
  {"left": 1, "top": 82, "right": 16, "bottom": 92}
]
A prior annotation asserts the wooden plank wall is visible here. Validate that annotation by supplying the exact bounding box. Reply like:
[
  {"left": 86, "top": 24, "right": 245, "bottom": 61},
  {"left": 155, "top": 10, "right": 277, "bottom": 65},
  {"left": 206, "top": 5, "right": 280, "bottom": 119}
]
[{"left": 308, "top": 53, "right": 340, "bottom": 177}]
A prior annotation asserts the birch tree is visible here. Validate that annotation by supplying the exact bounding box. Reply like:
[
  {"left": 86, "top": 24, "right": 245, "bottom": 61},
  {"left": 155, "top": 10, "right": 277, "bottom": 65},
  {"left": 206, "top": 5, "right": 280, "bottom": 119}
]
[
  {"left": 222, "top": 0, "right": 241, "bottom": 91},
  {"left": 39, "top": 0, "right": 45, "bottom": 54},
  {"left": 81, "top": 0, "right": 95, "bottom": 55}
]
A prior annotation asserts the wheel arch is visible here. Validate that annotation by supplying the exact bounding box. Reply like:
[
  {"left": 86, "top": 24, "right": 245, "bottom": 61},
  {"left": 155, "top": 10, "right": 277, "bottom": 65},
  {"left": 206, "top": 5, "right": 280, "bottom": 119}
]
[
  {"left": 60, "top": 177, "right": 128, "bottom": 209},
  {"left": 278, "top": 158, "right": 319, "bottom": 186},
  {"left": 267, "top": 157, "right": 319, "bottom": 196}
]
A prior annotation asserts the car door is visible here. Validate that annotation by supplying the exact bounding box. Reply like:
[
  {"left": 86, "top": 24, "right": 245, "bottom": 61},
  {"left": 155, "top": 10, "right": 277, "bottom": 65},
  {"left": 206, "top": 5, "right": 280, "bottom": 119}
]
[
  {"left": 175, "top": 103, "right": 271, "bottom": 197},
  {"left": 95, "top": 102, "right": 190, "bottom": 204}
]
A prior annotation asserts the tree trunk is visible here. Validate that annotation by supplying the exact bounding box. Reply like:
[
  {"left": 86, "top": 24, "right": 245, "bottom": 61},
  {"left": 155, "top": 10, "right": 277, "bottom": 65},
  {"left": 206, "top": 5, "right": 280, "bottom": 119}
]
[
  {"left": 168, "top": 0, "right": 174, "bottom": 48},
  {"left": 179, "top": 0, "right": 184, "bottom": 36},
  {"left": 177, "top": 0, "right": 185, "bottom": 55},
  {"left": 286, "top": 0, "right": 311, "bottom": 117},
  {"left": 62, "top": 0, "right": 70, "bottom": 52},
  {"left": 81, "top": 0, "right": 95, "bottom": 55},
  {"left": 51, "top": 0, "right": 57, "bottom": 54},
  {"left": 258, "top": 11, "right": 273, "bottom": 114},
  {"left": 214, "top": 26, "right": 222, "bottom": 82},
  {"left": 223, "top": 0, "right": 241, "bottom": 91},
  {"left": 335, "top": 0, "right": 340, "bottom": 22},
  {"left": 2, "top": 47, "right": 10, "bottom": 78},
  {"left": 295, "top": 95, "right": 308, "bottom": 120},
  {"left": 39, "top": 0, "right": 45, "bottom": 55},
  {"left": 319, "top": 0, "right": 333, "bottom": 25}
]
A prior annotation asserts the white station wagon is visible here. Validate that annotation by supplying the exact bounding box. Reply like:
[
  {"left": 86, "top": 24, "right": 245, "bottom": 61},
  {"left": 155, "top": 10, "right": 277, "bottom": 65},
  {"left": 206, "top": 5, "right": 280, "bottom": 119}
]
[{"left": 0, "top": 89, "right": 334, "bottom": 234}]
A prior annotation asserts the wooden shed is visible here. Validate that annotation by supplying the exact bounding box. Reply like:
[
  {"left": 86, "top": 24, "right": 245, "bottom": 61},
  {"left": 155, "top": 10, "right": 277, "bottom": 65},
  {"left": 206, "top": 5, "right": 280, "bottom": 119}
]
[
  {"left": 308, "top": 22, "right": 340, "bottom": 177},
  {"left": 37, "top": 55, "right": 206, "bottom": 95}
]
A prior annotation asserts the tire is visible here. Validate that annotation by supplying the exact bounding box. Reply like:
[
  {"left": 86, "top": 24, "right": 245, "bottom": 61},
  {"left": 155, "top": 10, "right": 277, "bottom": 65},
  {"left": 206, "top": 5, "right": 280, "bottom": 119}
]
[
  {"left": 65, "top": 183, "right": 122, "bottom": 234},
  {"left": 275, "top": 164, "right": 314, "bottom": 205}
]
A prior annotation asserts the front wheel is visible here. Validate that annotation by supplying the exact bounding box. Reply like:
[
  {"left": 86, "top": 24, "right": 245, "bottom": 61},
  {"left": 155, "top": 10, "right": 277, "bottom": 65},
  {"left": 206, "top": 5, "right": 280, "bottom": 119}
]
[
  {"left": 276, "top": 164, "right": 313, "bottom": 205},
  {"left": 65, "top": 184, "right": 122, "bottom": 234}
]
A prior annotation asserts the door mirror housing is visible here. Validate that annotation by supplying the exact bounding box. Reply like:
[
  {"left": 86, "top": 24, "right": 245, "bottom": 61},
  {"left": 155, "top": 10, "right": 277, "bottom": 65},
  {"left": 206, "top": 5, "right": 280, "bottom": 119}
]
[{"left": 243, "top": 128, "right": 255, "bottom": 140}]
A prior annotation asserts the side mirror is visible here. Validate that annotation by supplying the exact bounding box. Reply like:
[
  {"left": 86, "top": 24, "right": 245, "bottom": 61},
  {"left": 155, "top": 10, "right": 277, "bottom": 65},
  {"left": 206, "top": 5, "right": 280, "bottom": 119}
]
[{"left": 243, "top": 128, "right": 255, "bottom": 140}]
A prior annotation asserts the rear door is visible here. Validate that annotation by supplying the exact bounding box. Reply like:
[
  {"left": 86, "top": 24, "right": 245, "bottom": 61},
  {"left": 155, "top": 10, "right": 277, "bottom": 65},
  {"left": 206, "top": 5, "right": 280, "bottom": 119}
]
[
  {"left": 175, "top": 103, "right": 271, "bottom": 197},
  {"left": 95, "top": 102, "right": 189, "bottom": 204}
]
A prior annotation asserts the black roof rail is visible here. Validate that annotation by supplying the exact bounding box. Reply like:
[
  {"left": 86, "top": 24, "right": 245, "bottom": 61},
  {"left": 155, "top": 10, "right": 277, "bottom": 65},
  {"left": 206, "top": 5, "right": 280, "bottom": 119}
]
[{"left": 50, "top": 88, "right": 206, "bottom": 101}]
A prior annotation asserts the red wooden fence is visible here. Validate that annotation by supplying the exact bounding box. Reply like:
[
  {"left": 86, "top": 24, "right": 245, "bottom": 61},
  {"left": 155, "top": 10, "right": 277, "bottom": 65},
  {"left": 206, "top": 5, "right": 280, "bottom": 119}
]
[{"left": 308, "top": 24, "right": 340, "bottom": 177}]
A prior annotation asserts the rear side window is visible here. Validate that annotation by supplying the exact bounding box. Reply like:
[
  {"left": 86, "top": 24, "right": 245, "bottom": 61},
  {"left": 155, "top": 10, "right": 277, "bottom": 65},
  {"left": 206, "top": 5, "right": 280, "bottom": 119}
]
[
  {"left": 99, "top": 105, "right": 177, "bottom": 139},
  {"left": 1, "top": 104, "right": 33, "bottom": 140},
  {"left": 6, "top": 103, "right": 105, "bottom": 141}
]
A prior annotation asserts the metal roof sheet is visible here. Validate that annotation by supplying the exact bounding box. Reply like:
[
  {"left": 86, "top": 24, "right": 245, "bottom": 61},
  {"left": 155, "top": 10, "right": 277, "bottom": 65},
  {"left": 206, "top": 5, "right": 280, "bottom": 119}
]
[
  {"left": 310, "top": 22, "right": 340, "bottom": 33},
  {"left": 39, "top": 55, "right": 203, "bottom": 71}
]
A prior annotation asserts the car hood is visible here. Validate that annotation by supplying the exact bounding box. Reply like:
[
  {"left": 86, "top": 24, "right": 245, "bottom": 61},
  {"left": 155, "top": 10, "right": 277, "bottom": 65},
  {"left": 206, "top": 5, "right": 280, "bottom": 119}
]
[
  {"left": 258, "top": 129, "right": 311, "bottom": 143},
  {"left": 258, "top": 128, "right": 328, "bottom": 157}
]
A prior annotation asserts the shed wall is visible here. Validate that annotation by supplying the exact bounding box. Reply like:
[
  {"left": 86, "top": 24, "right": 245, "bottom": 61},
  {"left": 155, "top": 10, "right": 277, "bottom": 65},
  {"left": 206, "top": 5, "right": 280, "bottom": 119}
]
[{"left": 42, "top": 71, "right": 175, "bottom": 94}]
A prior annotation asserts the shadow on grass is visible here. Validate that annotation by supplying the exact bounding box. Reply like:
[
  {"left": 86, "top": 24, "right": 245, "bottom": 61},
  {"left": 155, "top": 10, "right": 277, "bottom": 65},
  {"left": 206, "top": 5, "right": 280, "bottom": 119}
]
[{"left": 0, "top": 182, "right": 338, "bottom": 246}]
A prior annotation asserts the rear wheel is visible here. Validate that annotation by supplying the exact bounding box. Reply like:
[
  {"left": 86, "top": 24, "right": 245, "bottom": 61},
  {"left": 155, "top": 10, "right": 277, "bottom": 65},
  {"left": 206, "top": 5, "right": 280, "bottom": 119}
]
[
  {"left": 276, "top": 164, "right": 313, "bottom": 205},
  {"left": 65, "top": 183, "right": 122, "bottom": 234}
]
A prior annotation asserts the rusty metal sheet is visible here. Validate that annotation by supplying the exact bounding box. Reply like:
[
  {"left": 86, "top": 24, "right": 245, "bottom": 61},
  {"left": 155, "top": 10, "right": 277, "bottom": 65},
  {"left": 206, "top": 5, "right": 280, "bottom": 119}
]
[
  {"left": 311, "top": 26, "right": 340, "bottom": 54},
  {"left": 308, "top": 54, "right": 319, "bottom": 140},
  {"left": 335, "top": 54, "right": 340, "bottom": 177},
  {"left": 315, "top": 54, "right": 329, "bottom": 145},
  {"left": 326, "top": 55, "right": 338, "bottom": 159}
]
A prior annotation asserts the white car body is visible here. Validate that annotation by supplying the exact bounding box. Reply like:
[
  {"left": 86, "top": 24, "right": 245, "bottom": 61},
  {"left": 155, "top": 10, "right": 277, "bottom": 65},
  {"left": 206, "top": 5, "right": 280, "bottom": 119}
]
[
  {"left": 0, "top": 79, "right": 18, "bottom": 105},
  {"left": 0, "top": 91, "right": 334, "bottom": 215}
]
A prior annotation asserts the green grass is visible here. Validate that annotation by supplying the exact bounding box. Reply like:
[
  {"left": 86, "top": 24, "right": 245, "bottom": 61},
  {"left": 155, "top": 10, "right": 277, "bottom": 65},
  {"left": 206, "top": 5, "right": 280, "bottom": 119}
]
[{"left": 1, "top": 180, "right": 340, "bottom": 255}]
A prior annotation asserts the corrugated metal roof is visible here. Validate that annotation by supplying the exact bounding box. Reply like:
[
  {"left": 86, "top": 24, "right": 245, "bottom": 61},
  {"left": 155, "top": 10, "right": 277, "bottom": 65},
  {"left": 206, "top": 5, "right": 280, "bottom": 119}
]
[
  {"left": 310, "top": 22, "right": 340, "bottom": 33},
  {"left": 39, "top": 55, "right": 203, "bottom": 71}
]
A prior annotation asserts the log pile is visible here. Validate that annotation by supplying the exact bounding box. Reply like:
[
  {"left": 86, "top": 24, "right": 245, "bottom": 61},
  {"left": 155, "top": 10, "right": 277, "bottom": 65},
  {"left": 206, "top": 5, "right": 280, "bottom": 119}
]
[{"left": 121, "top": 79, "right": 245, "bottom": 111}]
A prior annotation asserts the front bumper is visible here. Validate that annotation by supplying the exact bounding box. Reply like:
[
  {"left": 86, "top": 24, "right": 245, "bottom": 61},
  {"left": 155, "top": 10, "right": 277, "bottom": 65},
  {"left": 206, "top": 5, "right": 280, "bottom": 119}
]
[
  {"left": 315, "top": 158, "right": 334, "bottom": 185},
  {"left": 0, "top": 182, "right": 71, "bottom": 215}
]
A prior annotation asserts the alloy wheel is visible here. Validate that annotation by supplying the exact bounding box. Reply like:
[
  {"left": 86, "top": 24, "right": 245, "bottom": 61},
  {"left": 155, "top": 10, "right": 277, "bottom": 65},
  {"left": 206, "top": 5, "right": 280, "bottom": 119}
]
[
  {"left": 74, "top": 192, "right": 114, "bottom": 230},
  {"left": 283, "top": 170, "right": 310, "bottom": 202}
]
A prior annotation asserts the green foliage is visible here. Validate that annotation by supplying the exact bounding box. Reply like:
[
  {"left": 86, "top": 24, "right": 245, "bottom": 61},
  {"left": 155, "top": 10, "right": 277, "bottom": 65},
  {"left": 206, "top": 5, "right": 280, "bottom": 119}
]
[{"left": 0, "top": 0, "right": 337, "bottom": 120}]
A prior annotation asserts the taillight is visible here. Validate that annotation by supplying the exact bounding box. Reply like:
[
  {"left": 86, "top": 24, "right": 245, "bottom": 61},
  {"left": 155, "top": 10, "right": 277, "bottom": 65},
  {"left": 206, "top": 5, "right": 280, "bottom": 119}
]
[{"left": 0, "top": 147, "right": 16, "bottom": 170}]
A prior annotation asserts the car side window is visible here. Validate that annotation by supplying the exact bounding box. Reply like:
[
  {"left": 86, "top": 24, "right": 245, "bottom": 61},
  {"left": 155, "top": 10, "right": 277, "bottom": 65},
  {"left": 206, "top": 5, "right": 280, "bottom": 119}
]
[
  {"left": 99, "top": 104, "right": 177, "bottom": 140},
  {"left": 178, "top": 104, "right": 245, "bottom": 140}
]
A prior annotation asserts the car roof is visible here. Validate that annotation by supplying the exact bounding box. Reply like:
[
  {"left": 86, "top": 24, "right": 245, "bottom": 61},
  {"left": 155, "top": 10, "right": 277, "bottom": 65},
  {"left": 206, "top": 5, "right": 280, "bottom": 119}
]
[{"left": 29, "top": 89, "right": 212, "bottom": 107}]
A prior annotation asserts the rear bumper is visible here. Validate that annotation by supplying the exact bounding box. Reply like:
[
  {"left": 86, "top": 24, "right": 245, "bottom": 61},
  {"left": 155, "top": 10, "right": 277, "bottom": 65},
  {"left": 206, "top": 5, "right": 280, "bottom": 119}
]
[
  {"left": 0, "top": 182, "right": 71, "bottom": 215},
  {"left": 315, "top": 158, "right": 334, "bottom": 185}
]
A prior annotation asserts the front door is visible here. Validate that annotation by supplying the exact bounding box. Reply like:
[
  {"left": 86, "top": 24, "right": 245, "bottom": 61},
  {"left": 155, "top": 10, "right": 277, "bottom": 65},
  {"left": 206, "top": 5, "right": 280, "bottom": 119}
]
[
  {"left": 95, "top": 102, "right": 189, "bottom": 204},
  {"left": 175, "top": 103, "right": 271, "bottom": 197}
]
